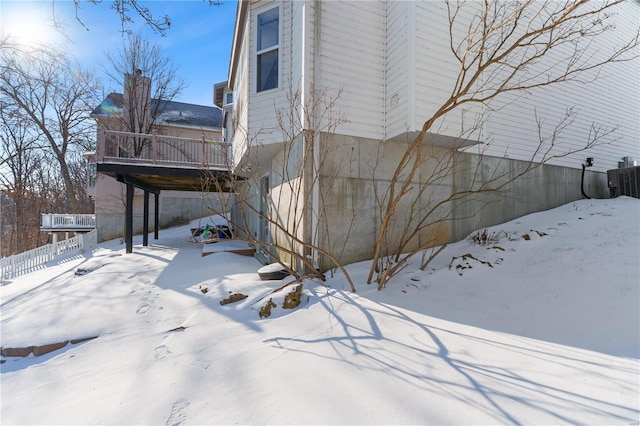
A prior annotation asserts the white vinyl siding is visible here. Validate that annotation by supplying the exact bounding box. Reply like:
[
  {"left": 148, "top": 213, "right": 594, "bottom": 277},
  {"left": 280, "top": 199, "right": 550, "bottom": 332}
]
[
  {"left": 230, "top": 16, "right": 250, "bottom": 167},
  {"left": 248, "top": 1, "right": 291, "bottom": 145},
  {"left": 476, "top": 1, "right": 640, "bottom": 172},
  {"left": 384, "top": 1, "right": 411, "bottom": 139},
  {"left": 386, "top": 0, "right": 639, "bottom": 171},
  {"left": 319, "top": 1, "right": 385, "bottom": 140},
  {"left": 236, "top": 0, "right": 638, "bottom": 172},
  {"left": 289, "top": 0, "right": 307, "bottom": 95},
  {"left": 411, "top": 2, "right": 483, "bottom": 140}
]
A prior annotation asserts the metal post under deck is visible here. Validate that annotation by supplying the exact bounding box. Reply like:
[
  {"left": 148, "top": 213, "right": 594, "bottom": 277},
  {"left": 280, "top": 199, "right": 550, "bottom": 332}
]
[
  {"left": 143, "top": 190, "right": 149, "bottom": 247},
  {"left": 154, "top": 193, "right": 159, "bottom": 240},
  {"left": 125, "top": 183, "right": 134, "bottom": 254}
]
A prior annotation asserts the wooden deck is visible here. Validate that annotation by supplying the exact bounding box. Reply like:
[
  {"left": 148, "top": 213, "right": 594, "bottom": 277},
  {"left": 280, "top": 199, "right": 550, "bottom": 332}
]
[
  {"left": 94, "top": 129, "right": 236, "bottom": 254},
  {"left": 97, "top": 129, "right": 229, "bottom": 168},
  {"left": 96, "top": 129, "right": 234, "bottom": 192}
]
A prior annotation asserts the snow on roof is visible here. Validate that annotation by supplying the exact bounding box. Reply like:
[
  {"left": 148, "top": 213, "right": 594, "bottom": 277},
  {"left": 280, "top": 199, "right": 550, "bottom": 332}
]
[
  {"left": 91, "top": 93, "right": 123, "bottom": 117},
  {"left": 91, "top": 93, "right": 222, "bottom": 129}
]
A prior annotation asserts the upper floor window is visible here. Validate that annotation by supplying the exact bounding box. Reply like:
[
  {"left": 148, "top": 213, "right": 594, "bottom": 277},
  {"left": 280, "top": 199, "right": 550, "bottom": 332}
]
[{"left": 257, "top": 6, "right": 279, "bottom": 92}]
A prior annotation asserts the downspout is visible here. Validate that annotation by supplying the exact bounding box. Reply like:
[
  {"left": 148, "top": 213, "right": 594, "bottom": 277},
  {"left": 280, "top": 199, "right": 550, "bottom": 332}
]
[
  {"left": 581, "top": 165, "right": 591, "bottom": 199},
  {"left": 311, "top": 0, "right": 321, "bottom": 271},
  {"left": 581, "top": 157, "right": 594, "bottom": 199},
  {"left": 302, "top": 0, "right": 320, "bottom": 272}
]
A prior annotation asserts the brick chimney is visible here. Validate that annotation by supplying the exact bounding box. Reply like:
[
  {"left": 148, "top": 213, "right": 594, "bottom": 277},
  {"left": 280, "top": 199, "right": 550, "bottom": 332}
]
[{"left": 123, "top": 69, "right": 151, "bottom": 133}]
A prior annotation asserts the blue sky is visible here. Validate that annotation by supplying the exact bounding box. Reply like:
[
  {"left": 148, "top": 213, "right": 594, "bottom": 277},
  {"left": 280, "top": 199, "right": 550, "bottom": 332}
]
[{"left": 0, "top": 0, "right": 237, "bottom": 106}]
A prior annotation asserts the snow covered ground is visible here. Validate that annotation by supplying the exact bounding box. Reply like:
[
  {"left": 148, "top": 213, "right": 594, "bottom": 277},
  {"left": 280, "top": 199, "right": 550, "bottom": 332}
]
[{"left": 1, "top": 197, "right": 638, "bottom": 425}]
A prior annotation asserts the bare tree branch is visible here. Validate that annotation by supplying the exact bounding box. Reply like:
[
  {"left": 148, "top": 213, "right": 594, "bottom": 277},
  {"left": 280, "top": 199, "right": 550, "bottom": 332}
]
[
  {"left": 367, "top": 0, "right": 638, "bottom": 288},
  {"left": 0, "top": 40, "right": 98, "bottom": 214},
  {"left": 51, "top": 0, "right": 222, "bottom": 36}
]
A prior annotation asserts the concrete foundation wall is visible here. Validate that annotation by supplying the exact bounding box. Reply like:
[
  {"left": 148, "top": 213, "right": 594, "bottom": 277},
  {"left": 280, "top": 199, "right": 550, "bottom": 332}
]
[
  {"left": 231, "top": 132, "right": 607, "bottom": 270},
  {"left": 230, "top": 136, "right": 311, "bottom": 268},
  {"left": 230, "top": 180, "right": 259, "bottom": 241},
  {"left": 96, "top": 188, "right": 230, "bottom": 243},
  {"left": 269, "top": 136, "right": 311, "bottom": 267},
  {"left": 316, "top": 133, "right": 608, "bottom": 268}
]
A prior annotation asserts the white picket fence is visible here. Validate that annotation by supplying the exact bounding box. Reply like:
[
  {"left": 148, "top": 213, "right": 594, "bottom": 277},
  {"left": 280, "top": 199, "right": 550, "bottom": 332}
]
[{"left": 0, "top": 230, "right": 97, "bottom": 280}]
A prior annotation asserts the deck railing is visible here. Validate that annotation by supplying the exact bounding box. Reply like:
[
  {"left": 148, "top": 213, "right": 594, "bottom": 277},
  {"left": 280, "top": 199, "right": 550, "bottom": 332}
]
[
  {"left": 0, "top": 231, "right": 97, "bottom": 280},
  {"left": 41, "top": 214, "right": 96, "bottom": 230},
  {"left": 97, "top": 129, "right": 229, "bottom": 169}
]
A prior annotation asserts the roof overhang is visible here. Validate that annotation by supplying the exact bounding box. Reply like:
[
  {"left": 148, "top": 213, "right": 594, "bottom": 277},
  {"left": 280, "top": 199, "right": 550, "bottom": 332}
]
[
  {"left": 214, "top": 81, "right": 228, "bottom": 108},
  {"left": 228, "top": 0, "right": 249, "bottom": 88}
]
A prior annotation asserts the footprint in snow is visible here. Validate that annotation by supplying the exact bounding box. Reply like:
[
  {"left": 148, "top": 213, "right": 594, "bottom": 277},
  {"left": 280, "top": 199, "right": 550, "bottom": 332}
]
[
  {"left": 136, "top": 291, "right": 159, "bottom": 315},
  {"left": 136, "top": 302, "right": 151, "bottom": 315},
  {"left": 154, "top": 345, "right": 171, "bottom": 361},
  {"left": 166, "top": 398, "right": 190, "bottom": 426},
  {"left": 129, "top": 283, "right": 144, "bottom": 295},
  {"left": 191, "top": 358, "right": 213, "bottom": 371}
]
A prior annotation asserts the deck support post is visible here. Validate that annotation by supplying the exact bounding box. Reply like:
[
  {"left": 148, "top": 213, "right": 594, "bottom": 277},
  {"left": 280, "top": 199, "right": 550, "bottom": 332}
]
[
  {"left": 143, "top": 191, "right": 150, "bottom": 246},
  {"left": 125, "top": 183, "right": 134, "bottom": 254},
  {"left": 115, "top": 173, "right": 161, "bottom": 253},
  {"left": 154, "top": 193, "right": 160, "bottom": 240}
]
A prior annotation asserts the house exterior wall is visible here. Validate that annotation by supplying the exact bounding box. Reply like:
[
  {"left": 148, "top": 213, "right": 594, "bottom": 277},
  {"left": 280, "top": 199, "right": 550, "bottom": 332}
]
[
  {"left": 232, "top": 1, "right": 317, "bottom": 167},
  {"left": 231, "top": 180, "right": 259, "bottom": 241},
  {"left": 246, "top": 1, "right": 293, "bottom": 144},
  {"left": 229, "top": 1, "right": 316, "bottom": 267},
  {"left": 480, "top": 7, "right": 639, "bottom": 173},
  {"left": 317, "top": 132, "right": 609, "bottom": 268},
  {"left": 289, "top": 0, "right": 307, "bottom": 94},
  {"left": 228, "top": 0, "right": 639, "bottom": 269},
  {"left": 311, "top": 0, "right": 639, "bottom": 172},
  {"left": 318, "top": 1, "right": 386, "bottom": 140},
  {"left": 233, "top": 1, "right": 639, "bottom": 171},
  {"left": 269, "top": 151, "right": 307, "bottom": 266},
  {"left": 230, "top": 17, "right": 250, "bottom": 168},
  {"left": 410, "top": 1, "right": 485, "bottom": 141},
  {"left": 472, "top": 1, "right": 639, "bottom": 173},
  {"left": 384, "top": 1, "right": 411, "bottom": 139}
]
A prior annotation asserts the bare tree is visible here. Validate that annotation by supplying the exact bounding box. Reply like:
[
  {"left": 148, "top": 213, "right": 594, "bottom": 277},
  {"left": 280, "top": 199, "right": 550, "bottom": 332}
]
[
  {"left": 367, "top": 0, "right": 639, "bottom": 288},
  {"left": 213, "top": 85, "right": 357, "bottom": 291},
  {"left": 100, "top": 33, "right": 186, "bottom": 156},
  {"left": 63, "top": 0, "right": 222, "bottom": 36},
  {"left": 0, "top": 41, "right": 99, "bottom": 213},
  {"left": 0, "top": 100, "right": 47, "bottom": 253}
]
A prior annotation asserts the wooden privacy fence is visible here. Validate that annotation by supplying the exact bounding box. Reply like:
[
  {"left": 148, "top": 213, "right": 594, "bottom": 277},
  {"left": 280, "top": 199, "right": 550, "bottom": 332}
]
[
  {"left": 0, "top": 231, "right": 97, "bottom": 280},
  {"left": 97, "top": 129, "right": 229, "bottom": 168}
]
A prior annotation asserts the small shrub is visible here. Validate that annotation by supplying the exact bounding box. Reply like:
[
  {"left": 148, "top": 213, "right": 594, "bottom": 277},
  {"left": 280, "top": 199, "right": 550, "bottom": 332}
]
[
  {"left": 220, "top": 293, "right": 248, "bottom": 305},
  {"left": 259, "top": 299, "right": 277, "bottom": 318},
  {"left": 468, "top": 228, "right": 505, "bottom": 246},
  {"left": 282, "top": 284, "right": 303, "bottom": 309}
]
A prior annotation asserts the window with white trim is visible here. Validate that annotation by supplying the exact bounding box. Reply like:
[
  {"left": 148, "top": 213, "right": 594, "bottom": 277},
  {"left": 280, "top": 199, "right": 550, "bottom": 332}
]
[{"left": 256, "top": 6, "right": 279, "bottom": 92}]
